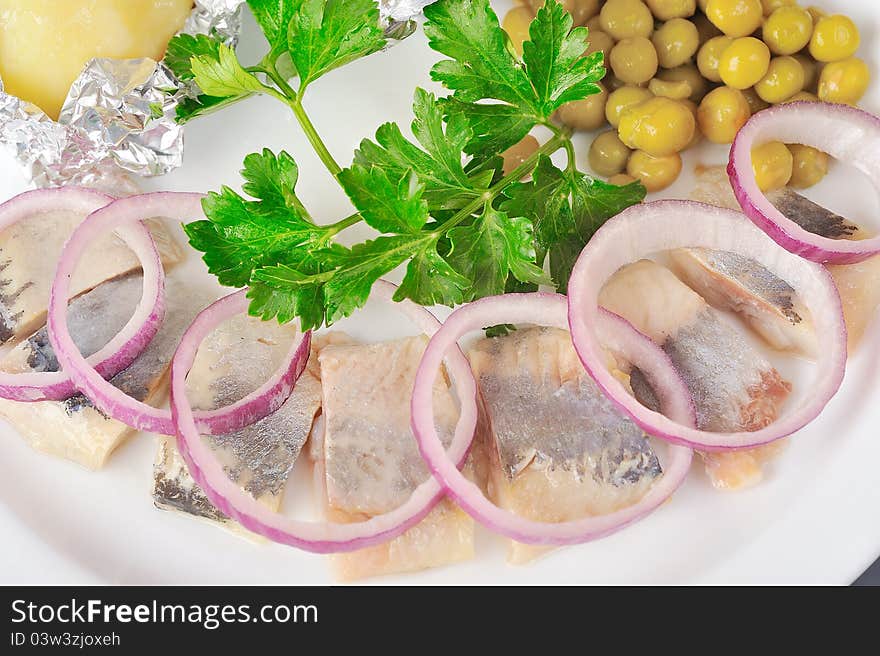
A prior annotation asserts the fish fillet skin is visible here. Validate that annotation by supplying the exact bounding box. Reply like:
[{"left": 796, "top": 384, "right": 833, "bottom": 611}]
[
  {"left": 0, "top": 272, "right": 210, "bottom": 469},
  {"left": 316, "top": 336, "right": 474, "bottom": 581},
  {"left": 469, "top": 327, "right": 662, "bottom": 564},
  {"left": 683, "top": 165, "right": 880, "bottom": 354},
  {"left": 152, "top": 315, "right": 323, "bottom": 537},
  {"left": 669, "top": 248, "right": 817, "bottom": 357},
  {"left": 0, "top": 206, "right": 183, "bottom": 345},
  {"left": 600, "top": 260, "right": 792, "bottom": 490}
]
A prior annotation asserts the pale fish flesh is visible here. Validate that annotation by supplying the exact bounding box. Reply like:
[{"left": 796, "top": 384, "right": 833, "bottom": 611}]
[
  {"left": 0, "top": 271, "right": 211, "bottom": 469},
  {"left": 314, "top": 335, "right": 475, "bottom": 581},
  {"left": 680, "top": 165, "right": 880, "bottom": 355},
  {"left": 469, "top": 326, "right": 662, "bottom": 564},
  {"left": 152, "top": 314, "right": 322, "bottom": 537},
  {"left": 0, "top": 203, "right": 183, "bottom": 345},
  {"left": 600, "top": 259, "right": 791, "bottom": 490}
]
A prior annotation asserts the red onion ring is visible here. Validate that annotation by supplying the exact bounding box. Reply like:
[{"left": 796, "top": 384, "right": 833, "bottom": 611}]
[
  {"left": 0, "top": 187, "right": 166, "bottom": 402},
  {"left": 410, "top": 292, "right": 695, "bottom": 546},
  {"left": 567, "top": 199, "right": 847, "bottom": 451},
  {"left": 169, "top": 279, "right": 478, "bottom": 553},
  {"left": 47, "top": 191, "right": 308, "bottom": 435},
  {"left": 729, "top": 101, "right": 880, "bottom": 264}
]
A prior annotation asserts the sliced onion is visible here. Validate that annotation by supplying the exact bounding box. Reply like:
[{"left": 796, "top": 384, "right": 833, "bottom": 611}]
[
  {"left": 47, "top": 192, "right": 311, "bottom": 435},
  {"left": 170, "top": 279, "right": 478, "bottom": 553},
  {"left": 567, "top": 199, "right": 847, "bottom": 451},
  {"left": 729, "top": 101, "right": 880, "bottom": 264},
  {"left": 411, "top": 292, "right": 695, "bottom": 546},
  {"left": 0, "top": 187, "right": 165, "bottom": 402}
]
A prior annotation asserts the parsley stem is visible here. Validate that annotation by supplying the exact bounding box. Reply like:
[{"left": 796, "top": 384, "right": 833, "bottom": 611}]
[
  {"left": 432, "top": 133, "right": 568, "bottom": 235},
  {"left": 288, "top": 97, "right": 344, "bottom": 178},
  {"left": 326, "top": 212, "right": 362, "bottom": 235},
  {"left": 563, "top": 139, "right": 577, "bottom": 174},
  {"left": 266, "top": 64, "right": 298, "bottom": 101},
  {"left": 263, "top": 64, "right": 345, "bottom": 181},
  {"left": 544, "top": 122, "right": 577, "bottom": 173}
]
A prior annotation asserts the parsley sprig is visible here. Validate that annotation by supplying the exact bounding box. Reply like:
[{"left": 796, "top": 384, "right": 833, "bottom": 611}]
[{"left": 166, "top": 0, "right": 645, "bottom": 330}]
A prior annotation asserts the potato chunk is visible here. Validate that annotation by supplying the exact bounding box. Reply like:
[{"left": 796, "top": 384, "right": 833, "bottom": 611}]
[{"left": 0, "top": 0, "right": 193, "bottom": 118}]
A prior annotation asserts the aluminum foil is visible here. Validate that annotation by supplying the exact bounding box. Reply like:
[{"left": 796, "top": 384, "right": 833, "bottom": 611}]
[
  {"left": 184, "top": 0, "right": 246, "bottom": 45},
  {"left": 0, "top": 82, "right": 70, "bottom": 186},
  {"left": 0, "top": 0, "right": 245, "bottom": 188},
  {"left": 58, "top": 59, "right": 184, "bottom": 178},
  {"left": 380, "top": 0, "right": 434, "bottom": 40}
]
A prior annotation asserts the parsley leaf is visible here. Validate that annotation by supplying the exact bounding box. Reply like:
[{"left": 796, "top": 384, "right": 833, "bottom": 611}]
[
  {"left": 190, "top": 44, "right": 267, "bottom": 97},
  {"left": 184, "top": 149, "right": 330, "bottom": 288},
  {"left": 447, "top": 205, "right": 550, "bottom": 300},
  {"left": 484, "top": 324, "right": 515, "bottom": 338},
  {"left": 396, "top": 246, "right": 469, "bottom": 307},
  {"left": 548, "top": 236, "right": 585, "bottom": 295},
  {"left": 287, "top": 0, "right": 386, "bottom": 89},
  {"left": 353, "top": 89, "right": 485, "bottom": 211},
  {"left": 338, "top": 157, "right": 467, "bottom": 308},
  {"left": 522, "top": 1, "right": 604, "bottom": 115},
  {"left": 569, "top": 171, "right": 648, "bottom": 242},
  {"left": 500, "top": 156, "right": 574, "bottom": 247},
  {"left": 322, "top": 235, "right": 430, "bottom": 323},
  {"left": 424, "top": 0, "right": 605, "bottom": 155},
  {"left": 250, "top": 233, "right": 464, "bottom": 330},
  {"left": 249, "top": 242, "right": 350, "bottom": 330},
  {"left": 241, "top": 148, "right": 310, "bottom": 218},
  {"left": 249, "top": 266, "right": 325, "bottom": 329},
  {"left": 440, "top": 98, "right": 536, "bottom": 156},
  {"left": 175, "top": 93, "right": 253, "bottom": 124},
  {"left": 165, "top": 34, "right": 255, "bottom": 123},
  {"left": 165, "top": 33, "right": 223, "bottom": 81},
  {"left": 424, "top": 0, "right": 536, "bottom": 109},
  {"left": 247, "top": 0, "right": 300, "bottom": 57},
  {"left": 501, "top": 156, "right": 646, "bottom": 292},
  {"left": 338, "top": 166, "right": 428, "bottom": 234}
]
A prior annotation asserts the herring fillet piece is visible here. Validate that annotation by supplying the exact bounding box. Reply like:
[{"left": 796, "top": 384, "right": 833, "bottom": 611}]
[
  {"left": 152, "top": 315, "right": 322, "bottom": 536},
  {"left": 469, "top": 327, "right": 662, "bottom": 564},
  {"left": 600, "top": 260, "right": 791, "bottom": 490},
  {"left": 0, "top": 272, "right": 210, "bottom": 469},
  {"left": 0, "top": 204, "right": 184, "bottom": 345},
  {"left": 669, "top": 248, "right": 817, "bottom": 357},
  {"left": 315, "top": 336, "right": 474, "bottom": 581},
  {"left": 681, "top": 165, "right": 880, "bottom": 354}
]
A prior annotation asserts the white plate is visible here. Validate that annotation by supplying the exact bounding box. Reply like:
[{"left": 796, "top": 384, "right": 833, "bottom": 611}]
[{"left": 2, "top": 0, "right": 879, "bottom": 585}]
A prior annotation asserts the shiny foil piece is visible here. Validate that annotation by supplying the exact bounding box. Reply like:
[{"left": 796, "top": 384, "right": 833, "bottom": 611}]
[
  {"left": 0, "top": 0, "right": 245, "bottom": 187},
  {"left": 380, "top": 0, "right": 433, "bottom": 39},
  {"left": 183, "top": 0, "right": 246, "bottom": 45},
  {"left": 58, "top": 59, "right": 184, "bottom": 179},
  {"left": 0, "top": 81, "right": 70, "bottom": 186}
]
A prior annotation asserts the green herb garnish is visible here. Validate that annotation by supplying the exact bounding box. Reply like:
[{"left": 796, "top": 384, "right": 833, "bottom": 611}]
[{"left": 166, "top": 0, "right": 646, "bottom": 330}]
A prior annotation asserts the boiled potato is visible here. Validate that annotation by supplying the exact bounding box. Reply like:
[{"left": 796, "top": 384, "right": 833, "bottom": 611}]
[{"left": 0, "top": 0, "right": 193, "bottom": 119}]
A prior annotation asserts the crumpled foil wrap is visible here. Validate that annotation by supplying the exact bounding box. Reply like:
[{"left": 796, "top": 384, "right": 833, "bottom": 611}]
[
  {"left": 185, "top": 0, "right": 246, "bottom": 44},
  {"left": 0, "top": 0, "right": 431, "bottom": 188},
  {"left": 380, "top": 0, "right": 434, "bottom": 40},
  {"left": 0, "top": 60, "right": 186, "bottom": 188},
  {"left": 0, "top": 0, "right": 245, "bottom": 188}
]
